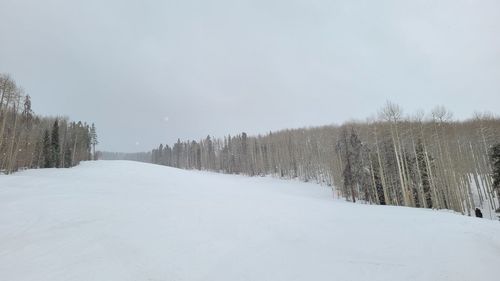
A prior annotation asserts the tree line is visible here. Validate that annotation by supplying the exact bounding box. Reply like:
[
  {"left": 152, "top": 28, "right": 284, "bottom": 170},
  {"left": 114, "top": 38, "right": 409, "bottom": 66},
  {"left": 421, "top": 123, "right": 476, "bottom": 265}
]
[
  {"left": 100, "top": 151, "right": 152, "bottom": 163},
  {"left": 150, "top": 102, "right": 500, "bottom": 217},
  {"left": 0, "top": 73, "right": 98, "bottom": 174}
]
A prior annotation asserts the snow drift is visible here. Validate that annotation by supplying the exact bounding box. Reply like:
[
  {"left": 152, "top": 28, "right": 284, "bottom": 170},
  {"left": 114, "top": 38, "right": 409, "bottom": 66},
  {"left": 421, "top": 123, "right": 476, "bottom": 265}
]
[{"left": 0, "top": 161, "right": 499, "bottom": 281}]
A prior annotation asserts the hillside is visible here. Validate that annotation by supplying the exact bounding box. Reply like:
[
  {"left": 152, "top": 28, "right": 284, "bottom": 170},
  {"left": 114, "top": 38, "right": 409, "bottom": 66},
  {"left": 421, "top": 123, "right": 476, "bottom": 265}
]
[{"left": 1, "top": 161, "right": 499, "bottom": 281}]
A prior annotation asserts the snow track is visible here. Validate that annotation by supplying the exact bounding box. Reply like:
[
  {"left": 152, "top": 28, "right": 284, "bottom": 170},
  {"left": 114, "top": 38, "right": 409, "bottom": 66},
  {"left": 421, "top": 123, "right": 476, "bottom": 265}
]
[{"left": 1, "top": 161, "right": 499, "bottom": 281}]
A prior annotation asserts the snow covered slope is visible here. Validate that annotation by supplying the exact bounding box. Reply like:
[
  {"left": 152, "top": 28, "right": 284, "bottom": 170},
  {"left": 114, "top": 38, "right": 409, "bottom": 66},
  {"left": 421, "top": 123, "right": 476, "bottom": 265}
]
[{"left": 1, "top": 161, "right": 499, "bottom": 281}]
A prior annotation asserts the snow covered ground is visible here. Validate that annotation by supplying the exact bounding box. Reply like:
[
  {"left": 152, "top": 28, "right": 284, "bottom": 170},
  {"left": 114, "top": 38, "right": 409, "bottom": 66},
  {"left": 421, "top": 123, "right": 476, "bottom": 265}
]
[{"left": 1, "top": 161, "right": 499, "bottom": 281}]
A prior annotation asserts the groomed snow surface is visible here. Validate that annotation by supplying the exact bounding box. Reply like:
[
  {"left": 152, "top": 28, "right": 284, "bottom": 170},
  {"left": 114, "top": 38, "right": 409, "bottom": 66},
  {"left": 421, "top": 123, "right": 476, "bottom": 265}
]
[{"left": 1, "top": 161, "right": 499, "bottom": 281}]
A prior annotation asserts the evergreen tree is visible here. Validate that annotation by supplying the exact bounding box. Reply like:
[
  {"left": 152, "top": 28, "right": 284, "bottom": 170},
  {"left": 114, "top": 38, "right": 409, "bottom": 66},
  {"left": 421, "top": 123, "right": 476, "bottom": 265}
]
[
  {"left": 64, "top": 145, "right": 72, "bottom": 168},
  {"left": 196, "top": 144, "right": 202, "bottom": 170},
  {"left": 337, "top": 127, "right": 356, "bottom": 202},
  {"left": 42, "top": 130, "right": 52, "bottom": 168},
  {"left": 174, "top": 139, "right": 181, "bottom": 168},
  {"left": 158, "top": 143, "right": 163, "bottom": 164},
  {"left": 89, "top": 123, "right": 98, "bottom": 160},
  {"left": 371, "top": 153, "right": 386, "bottom": 205},
  {"left": 206, "top": 135, "right": 214, "bottom": 170},
  {"left": 32, "top": 137, "right": 43, "bottom": 168},
  {"left": 241, "top": 132, "right": 248, "bottom": 173},
  {"left": 416, "top": 139, "right": 433, "bottom": 208},
  {"left": 21, "top": 95, "right": 33, "bottom": 128},
  {"left": 490, "top": 143, "right": 500, "bottom": 204},
  {"left": 51, "top": 120, "right": 60, "bottom": 167}
]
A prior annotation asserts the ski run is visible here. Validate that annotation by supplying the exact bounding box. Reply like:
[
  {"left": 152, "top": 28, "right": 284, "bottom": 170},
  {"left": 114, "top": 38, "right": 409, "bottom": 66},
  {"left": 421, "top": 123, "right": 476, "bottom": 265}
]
[{"left": 1, "top": 161, "right": 499, "bottom": 281}]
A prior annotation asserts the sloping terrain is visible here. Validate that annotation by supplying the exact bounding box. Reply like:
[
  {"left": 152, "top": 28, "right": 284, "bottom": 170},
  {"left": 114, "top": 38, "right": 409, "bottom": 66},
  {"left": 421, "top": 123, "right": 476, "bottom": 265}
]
[{"left": 1, "top": 161, "right": 499, "bottom": 281}]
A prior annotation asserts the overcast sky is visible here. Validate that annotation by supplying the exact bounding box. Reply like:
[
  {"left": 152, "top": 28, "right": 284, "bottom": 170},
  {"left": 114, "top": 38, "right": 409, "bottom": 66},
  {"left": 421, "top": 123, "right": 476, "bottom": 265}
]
[{"left": 1, "top": 0, "right": 499, "bottom": 152}]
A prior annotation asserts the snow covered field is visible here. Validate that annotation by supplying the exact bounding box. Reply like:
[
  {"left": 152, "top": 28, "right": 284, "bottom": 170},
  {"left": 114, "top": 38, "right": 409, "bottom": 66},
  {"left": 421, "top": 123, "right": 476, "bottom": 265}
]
[{"left": 1, "top": 161, "right": 499, "bottom": 281}]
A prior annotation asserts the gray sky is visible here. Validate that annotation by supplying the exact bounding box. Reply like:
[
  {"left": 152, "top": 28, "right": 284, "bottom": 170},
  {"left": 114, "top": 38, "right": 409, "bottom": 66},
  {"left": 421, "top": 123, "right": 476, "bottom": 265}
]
[{"left": 1, "top": 0, "right": 499, "bottom": 152}]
